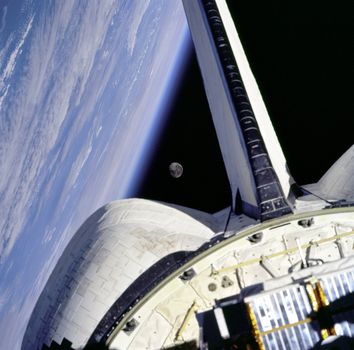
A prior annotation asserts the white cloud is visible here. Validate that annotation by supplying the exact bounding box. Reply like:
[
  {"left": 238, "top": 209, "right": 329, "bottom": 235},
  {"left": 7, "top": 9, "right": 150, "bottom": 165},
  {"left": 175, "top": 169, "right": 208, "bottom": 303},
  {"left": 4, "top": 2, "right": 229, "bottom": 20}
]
[
  {"left": 0, "top": 6, "right": 7, "bottom": 33},
  {"left": 0, "top": 283, "right": 11, "bottom": 309},
  {"left": 42, "top": 226, "right": 56, "bottom": 245},
  {"left": 0, "top": 221, "right": 72, "bottom": 349},
  {"left": 0, "top": 15, "right": 33, "bottom": 85},
  {"left": 127, "top": 0, "right": 151, "bottom": 55},
  {"left": 0, "top": 1, "right": 189, "bottom": 348},
  {"left": 0, "top": 1, "right": 117, "bottom": 259}
]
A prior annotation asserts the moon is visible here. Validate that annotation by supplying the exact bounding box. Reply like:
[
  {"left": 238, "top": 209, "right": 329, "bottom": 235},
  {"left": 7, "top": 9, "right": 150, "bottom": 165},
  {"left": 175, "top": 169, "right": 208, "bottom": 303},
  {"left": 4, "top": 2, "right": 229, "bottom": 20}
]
[{"left": 169, "top": 162, "right": 183, "bottom": 178}]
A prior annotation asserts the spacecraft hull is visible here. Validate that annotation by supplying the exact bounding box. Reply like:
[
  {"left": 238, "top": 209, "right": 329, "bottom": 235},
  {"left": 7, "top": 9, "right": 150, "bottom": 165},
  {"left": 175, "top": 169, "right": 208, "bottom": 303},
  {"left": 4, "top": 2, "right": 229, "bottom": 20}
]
[
  {"left": 182, "top": 0, "right": 294, "bottom": 220},
  {"left": 21, "top": 1, "right": 354, "bottom": 349}
]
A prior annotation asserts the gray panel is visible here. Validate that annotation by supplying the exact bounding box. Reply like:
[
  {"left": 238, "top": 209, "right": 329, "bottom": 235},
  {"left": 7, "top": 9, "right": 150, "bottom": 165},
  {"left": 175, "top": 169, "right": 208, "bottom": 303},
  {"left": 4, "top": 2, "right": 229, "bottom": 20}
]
[
  {"left": 248, "top": 285, "right": 320, "bottom": 350},
  {"left": 320, "top": 269, "right": 354, "bottom": 337}
]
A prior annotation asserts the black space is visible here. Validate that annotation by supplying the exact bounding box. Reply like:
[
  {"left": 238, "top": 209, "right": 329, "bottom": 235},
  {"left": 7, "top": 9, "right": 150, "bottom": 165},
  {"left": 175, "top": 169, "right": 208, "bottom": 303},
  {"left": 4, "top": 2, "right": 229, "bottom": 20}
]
[
  {"left": 137, "top": 46, "right": 231, "bottom": 213},
  {"left": 136, "top": 1, "right": 354, "bottom": 213}
]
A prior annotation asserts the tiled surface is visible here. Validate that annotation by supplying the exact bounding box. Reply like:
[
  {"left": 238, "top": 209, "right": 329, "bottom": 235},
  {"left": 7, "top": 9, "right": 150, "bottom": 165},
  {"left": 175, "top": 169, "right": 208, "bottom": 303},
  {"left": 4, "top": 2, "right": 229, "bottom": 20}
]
[{"left": 22, "top": 199, "right": 213, "bottom": 349}]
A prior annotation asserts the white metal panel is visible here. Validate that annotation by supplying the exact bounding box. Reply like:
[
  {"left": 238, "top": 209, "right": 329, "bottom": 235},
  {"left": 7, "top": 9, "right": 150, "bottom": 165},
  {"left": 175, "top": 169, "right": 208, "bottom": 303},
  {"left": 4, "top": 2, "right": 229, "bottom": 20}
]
[
  {"left": 215, "top": 0, "right": 294, "bottom": 199},
  {"left": 247, "top": 285, "right": 321, "bottom": 349},
  {"left": 182, "top": 0, "right": 259, "bottom": 210},
  {"left": 320, "top": 268, "right": 354, "bottom": 337},
  {"left": 182, "top": 0, "right": 293, "bottom": 215},
  {"left": 306, "top": 145, "right": 354, "bottom": 201}
]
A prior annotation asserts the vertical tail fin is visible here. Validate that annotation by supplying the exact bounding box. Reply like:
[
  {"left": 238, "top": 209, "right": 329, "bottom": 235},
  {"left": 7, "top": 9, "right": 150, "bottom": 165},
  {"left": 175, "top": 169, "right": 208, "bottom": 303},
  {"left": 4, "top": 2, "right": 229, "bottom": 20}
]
[
  {"left": 305, "top": 145, "right": 354, "bottom": 202},
  {"left": 182, "top": 0, "right": 294, "bottom": 220}
]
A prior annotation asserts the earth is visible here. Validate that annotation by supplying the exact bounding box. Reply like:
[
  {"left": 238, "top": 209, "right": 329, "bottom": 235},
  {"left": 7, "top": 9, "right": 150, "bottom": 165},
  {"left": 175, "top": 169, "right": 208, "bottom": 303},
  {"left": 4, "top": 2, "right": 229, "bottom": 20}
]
[{"left": 0, "top": 0, "right": 189, "bottom": 348}]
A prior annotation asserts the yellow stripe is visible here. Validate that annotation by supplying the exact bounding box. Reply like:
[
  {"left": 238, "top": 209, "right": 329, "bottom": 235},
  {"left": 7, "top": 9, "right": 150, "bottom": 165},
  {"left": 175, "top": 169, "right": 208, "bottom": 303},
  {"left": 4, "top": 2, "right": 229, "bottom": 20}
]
[
  {"left": 216, "top": 230, "right": 354, "bottom": 274},
  {"left": 306, "top": 283, "right": 320, "bottom": 312},
  {"left": 315, "top": 282, "right": 330, "bottom": 307},
  {"left": 174, "top": 301, "right": 196, "bottom": 341},
  {"left": 315, "top": 282, "right": 336, "bottom": 337},
  {"left": 260, "top": 317, "right": 312, "bottom": 336},
  {"left": 246, "top": 303, "right": 265, "bottom": 350}
]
